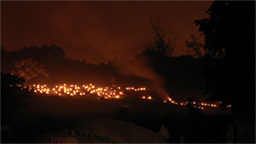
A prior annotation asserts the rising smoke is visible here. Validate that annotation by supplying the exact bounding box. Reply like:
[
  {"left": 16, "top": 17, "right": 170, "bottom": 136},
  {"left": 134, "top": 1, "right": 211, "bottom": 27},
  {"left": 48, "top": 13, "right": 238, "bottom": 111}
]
[{"left": 115, "top": 55, "right": 171, "bottom": 100}]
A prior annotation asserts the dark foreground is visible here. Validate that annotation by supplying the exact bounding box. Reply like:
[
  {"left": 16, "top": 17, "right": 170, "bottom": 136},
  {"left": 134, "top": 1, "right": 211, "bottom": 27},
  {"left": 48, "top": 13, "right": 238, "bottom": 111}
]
[{"left": 2, "top": 94, "right": 235, "bottom": 143}]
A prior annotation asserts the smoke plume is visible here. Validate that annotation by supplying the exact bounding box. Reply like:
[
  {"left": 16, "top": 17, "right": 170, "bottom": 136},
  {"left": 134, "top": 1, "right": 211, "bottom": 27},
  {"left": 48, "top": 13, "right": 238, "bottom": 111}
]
[{"left": 115, "top": 55, "right": 171, "bottom": 100}]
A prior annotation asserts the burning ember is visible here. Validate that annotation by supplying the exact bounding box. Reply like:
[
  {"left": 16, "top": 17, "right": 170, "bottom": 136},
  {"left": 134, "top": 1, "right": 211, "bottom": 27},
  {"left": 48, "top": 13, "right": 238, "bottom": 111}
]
[
  {"left": 14, "top": 83, "right": 225, "bottom": 109},
  {"left": 28, "top": 83, "right": 126, "bottom": 100}
]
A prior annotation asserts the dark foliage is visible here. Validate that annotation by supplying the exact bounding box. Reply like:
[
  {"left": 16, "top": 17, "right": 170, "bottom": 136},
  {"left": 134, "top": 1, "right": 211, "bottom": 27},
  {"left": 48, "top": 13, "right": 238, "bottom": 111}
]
[
  {"left": 1, "top": 73, "right": 29, "bottom": 125},
  {"left": 194, "top": 1, "right": 255, "bottom": 121}
]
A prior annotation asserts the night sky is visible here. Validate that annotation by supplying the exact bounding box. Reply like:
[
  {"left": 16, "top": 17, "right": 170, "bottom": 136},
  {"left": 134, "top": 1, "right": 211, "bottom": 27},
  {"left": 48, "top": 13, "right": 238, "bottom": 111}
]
[{"left": 2, "top": 1, "right": 212, "bottom": 64}]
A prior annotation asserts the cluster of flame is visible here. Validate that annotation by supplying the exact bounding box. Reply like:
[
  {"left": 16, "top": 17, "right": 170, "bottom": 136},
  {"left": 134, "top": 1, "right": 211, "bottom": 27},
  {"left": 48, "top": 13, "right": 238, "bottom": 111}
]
[
  {"left": 11, "top": 83, "right": 231, "bottom": 109},
  {"left": 126, "top": 87, "right": 146, "bottom": 91},
  {"left": 28, "top": 83, "right": 126, "bottom": 99},
  {"left": 160, "top": 98, "right": 219, "bottom": 110}
]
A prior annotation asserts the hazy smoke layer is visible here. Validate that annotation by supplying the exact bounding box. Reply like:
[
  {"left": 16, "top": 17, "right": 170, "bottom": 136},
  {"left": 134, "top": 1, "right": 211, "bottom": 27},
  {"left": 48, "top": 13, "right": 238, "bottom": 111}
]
[{"left": 115, "top": 55, "right": 170, "bottom": 100}]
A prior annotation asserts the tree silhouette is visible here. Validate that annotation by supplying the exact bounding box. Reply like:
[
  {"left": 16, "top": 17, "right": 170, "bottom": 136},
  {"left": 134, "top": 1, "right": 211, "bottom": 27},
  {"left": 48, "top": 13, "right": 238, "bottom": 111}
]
[
  {"left": 136, "top": 17, "right": 178, "bottom": 77},
  {"left": 194, "top": 1, "right": 255, "bottom": 120},
  {"left": 18, "top": 45, "right": 66, "bottom": 62},
  {"left": 11, "top": 59, "right": 49, "bottom": 82},
  {"left": 185, "top": 35, "right": 205, "bottom": 58},
  {"left": 143, "top": 17, "right": 177, "bottom": 58},
  {"left": 1, "top": 73, "right": 29, "bottom": 125}
]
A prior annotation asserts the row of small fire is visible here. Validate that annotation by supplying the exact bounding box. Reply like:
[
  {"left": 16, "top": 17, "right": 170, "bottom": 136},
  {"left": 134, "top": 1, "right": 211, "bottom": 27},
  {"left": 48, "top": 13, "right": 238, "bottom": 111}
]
[{"left": 11, "top": 83, "right": 231, "bottom": 109}]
